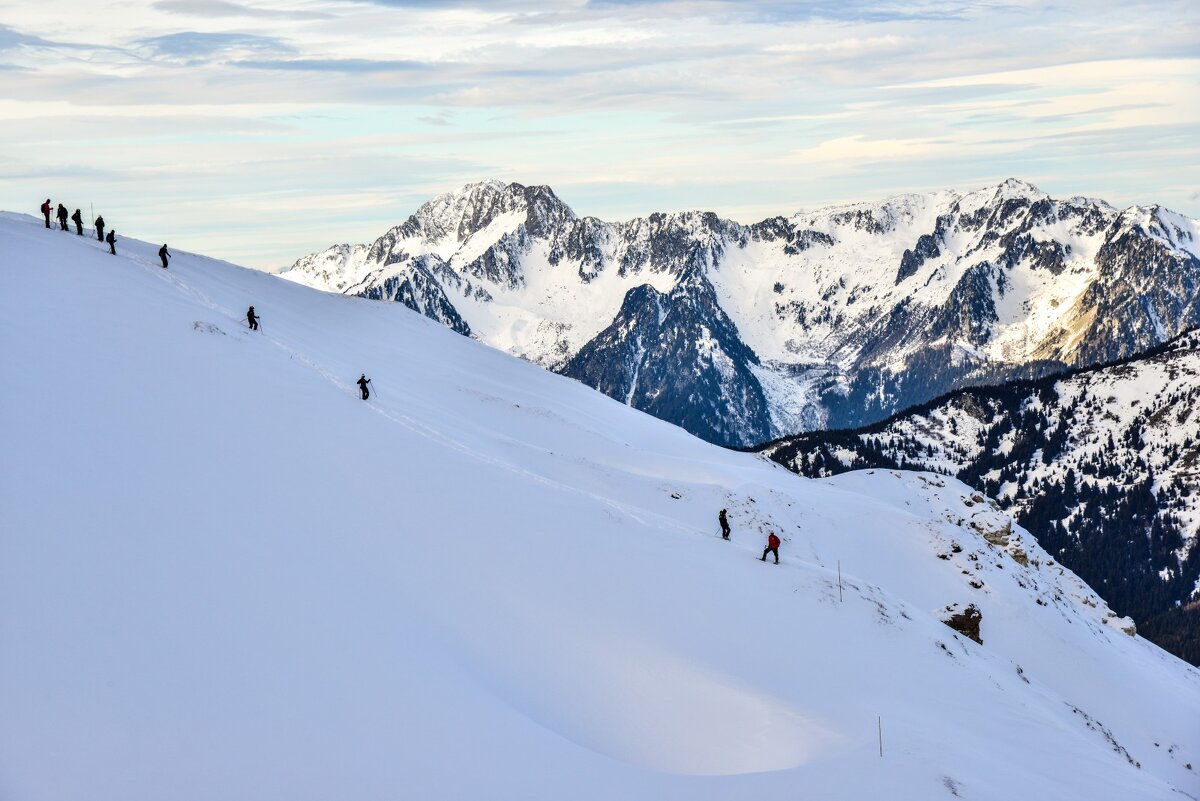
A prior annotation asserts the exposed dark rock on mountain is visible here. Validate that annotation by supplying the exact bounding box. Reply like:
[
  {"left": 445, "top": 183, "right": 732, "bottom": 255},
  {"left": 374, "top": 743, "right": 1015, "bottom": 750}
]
[{"left": 563, "top": 270, "right": 771, "bottom": 447}]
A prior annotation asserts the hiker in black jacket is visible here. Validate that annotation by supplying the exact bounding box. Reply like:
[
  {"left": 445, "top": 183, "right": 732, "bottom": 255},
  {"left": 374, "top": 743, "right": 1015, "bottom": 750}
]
[
  {"left": 71, "top": 209, "right": 83, "bottom": 236},
  {"left": 94, "top": 215, "right": 105, "bottom": 242},
  {"left": 719, "top": 508, "right": 731, "bottom": 540},
  {"left": 56, "top": 203, "right": 68, "bottom": 231},
  {"left": 357, "top": 374, "right": 371, "bottom": 400},
  {"left": 106, "top": 229, "right": 116, "bottom": 255},
  {"left": 159, "top": 244, "right": 171, "bottom": 269},
  {"left": 247, "top": 306, "right": 260, "bottom": 331}
]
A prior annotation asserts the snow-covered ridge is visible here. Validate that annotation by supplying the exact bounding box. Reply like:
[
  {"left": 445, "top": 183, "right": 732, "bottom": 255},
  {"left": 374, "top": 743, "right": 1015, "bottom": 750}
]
[
  {"left": 282, "top": 179, "right": 1200, "bottom": 446},
  {"left": 2, "top": 210, "right": 1198, "bottom": 799}
]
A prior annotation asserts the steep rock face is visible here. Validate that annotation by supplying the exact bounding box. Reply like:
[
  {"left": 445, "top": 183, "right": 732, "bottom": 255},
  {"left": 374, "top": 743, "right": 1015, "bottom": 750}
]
[
  {"left": 563, "top": 270, "right": 771, "bottom": 447},
  {"left": 357, "top": 255, "right": 472, "bottom": 337},
  {"left": 759, "top": 329, "right": 1200, "bottom": 666},
  {"left": 896, "top": 213, "right": 950, "bottom": 284},
  {"left": 1064, "top": 208, "right": 1200, "bottom": 365},
  {"left": 283, "top": 179, "right": 1200, "bottom": 447}
]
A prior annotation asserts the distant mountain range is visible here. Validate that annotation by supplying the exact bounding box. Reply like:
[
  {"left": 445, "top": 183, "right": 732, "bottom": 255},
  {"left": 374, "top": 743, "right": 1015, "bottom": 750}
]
[
  {"left": 758, "top": 329, "right": 1200, "bottom": 665},
  {"left": 283, "top": 179, "right": 1200, "bottom": 446}
]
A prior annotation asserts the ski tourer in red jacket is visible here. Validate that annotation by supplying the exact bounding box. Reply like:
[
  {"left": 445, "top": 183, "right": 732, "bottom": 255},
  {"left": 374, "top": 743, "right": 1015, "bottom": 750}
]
[{"left": 761, "top": 533, "right": 781, "bottom": 565}]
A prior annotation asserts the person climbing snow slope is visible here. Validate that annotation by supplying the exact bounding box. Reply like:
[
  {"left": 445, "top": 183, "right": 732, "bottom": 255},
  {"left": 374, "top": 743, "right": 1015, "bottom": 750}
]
[
  {"left": 41, "top": 199, "right": 52, "bottom": 229},
  {"left": 357, "top": 374, "right": 371, "bottom": 401},
  {"left": 760, "top": 532, "right": 781, "bottom": 564},
  {"left": 159, "top": 244, "right": 171, "bottom": 270},
  {"left": 246, "top": 306, "right": 260, "bottom": 331},
  {"left": 719, "top": 508, "right": 731, "bottom": 540},
  {"left": 71, "top": 209, "right": 83, "bottom": 236}
]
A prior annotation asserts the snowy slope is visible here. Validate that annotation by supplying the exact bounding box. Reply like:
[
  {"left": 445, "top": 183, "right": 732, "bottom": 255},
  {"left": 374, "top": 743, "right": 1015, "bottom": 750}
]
[
  {"left": 2, "top": 211, "right": 1199, "bottom": 800},
  {"left": 761, "top": 330, "right": 1200, "bottom": 665},
  {"left": 282, "top": 180, "right": 1200, "bottom": 445}
]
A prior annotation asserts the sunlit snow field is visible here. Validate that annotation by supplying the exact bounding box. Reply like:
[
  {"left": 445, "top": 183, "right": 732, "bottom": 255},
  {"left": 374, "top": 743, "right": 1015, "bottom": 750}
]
[{"left": 2, "top": 211, "right": 1197, "bottom": 800}]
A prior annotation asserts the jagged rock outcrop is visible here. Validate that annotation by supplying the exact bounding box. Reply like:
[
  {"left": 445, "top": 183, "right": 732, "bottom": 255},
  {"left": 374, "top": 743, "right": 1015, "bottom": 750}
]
[
  {"left": 563, "top": 269, "right": 771, "bottom": 447},
  {"left": 941, "top": 603, "right": 983, "bottom": 644}
]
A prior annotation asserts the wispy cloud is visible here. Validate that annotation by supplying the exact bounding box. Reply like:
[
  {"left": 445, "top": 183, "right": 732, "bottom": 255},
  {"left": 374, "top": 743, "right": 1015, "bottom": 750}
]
[
  {"left": 153, "top": 0, "right": 331, "bottom": 20},
  {"left": 0, "top": 23, "right": 57, "bottom": 51},
  {"left": 234, "top": 56, "right": 426, "bottom": 72},
  {"left": 418, "top": 110, "right": 455, "bottom": 125},
  {"left": 138, "top": 31, "right": 295, "bottom": 62}
]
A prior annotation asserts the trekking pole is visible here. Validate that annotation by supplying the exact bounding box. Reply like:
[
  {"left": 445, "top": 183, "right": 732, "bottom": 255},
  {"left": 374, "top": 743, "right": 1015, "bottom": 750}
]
[
  {"left": 838, "top": 560, "right": 843, "bottom": 603},
  {"left": 369, "top": 380, "right": 379, "bottom": 400}
]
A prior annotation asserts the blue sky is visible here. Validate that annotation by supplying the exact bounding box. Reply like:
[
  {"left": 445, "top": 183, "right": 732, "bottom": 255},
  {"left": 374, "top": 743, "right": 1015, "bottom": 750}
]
[{"left": 1, "top": 0, "right": 1197, "bottom": 269}]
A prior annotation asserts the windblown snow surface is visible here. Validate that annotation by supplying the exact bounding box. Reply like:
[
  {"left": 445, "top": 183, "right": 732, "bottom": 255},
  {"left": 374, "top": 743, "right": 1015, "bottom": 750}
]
[{"left": 2, "top": 211, "right": 1198, "bottom": 800}]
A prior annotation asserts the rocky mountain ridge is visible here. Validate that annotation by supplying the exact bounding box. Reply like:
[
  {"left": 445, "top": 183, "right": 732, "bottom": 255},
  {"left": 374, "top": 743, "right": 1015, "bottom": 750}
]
[{"left": 284, "top": 179, "right": 1200, "bottom": 446}]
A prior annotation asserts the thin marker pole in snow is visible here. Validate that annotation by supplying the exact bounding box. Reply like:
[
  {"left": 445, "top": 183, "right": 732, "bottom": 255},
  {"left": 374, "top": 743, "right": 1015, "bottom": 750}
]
[
  {"left": 89, "top": 202, "right": 94, "bottom": 231},
  {"left": 878, "top": 716, "right": 883, "bottom": 758},
  {"left": 838, "top": 560, "right": 843, "bottom": 603}
]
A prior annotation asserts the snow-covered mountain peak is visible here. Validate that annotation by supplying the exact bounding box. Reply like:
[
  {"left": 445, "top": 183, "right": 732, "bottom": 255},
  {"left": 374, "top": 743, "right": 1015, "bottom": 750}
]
[
  {"left": 993, "top": 176, "right": 1047, "bottom": 200},
  {"left": 1110, "top": 204, "right": 1200, "bottom": 254},
  {"left": 412, "top": 179, "right": 577, "bottom": 244}
]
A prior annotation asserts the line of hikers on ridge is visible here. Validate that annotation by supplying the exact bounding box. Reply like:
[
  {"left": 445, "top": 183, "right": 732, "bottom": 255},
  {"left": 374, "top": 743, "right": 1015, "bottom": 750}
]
[
  {"left": 40, "top": 197, "right": 171, "bottom": 268},
  {"left": 41, "top": 197, "right": 266, "bottom": 337}
]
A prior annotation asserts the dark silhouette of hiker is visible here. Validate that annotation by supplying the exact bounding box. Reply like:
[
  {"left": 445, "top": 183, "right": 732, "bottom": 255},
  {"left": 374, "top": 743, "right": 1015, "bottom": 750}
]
[
  {"left": 94, "top": 215, "right": 105, "bottom": 242},
  {"left": 159, "top": 245, "right": 171, "bottom": 269},
  {"left": 41, "top": 199, "right": 52, "bottom": 228},
  {"left": 760, "top": 532, "right": 781, "bottom": 564},
  {"left": 71, "top": 209, "right": 83, "bottom": 236},
  {"left": 719, "top": 508, "right": 730, "bottom": 540},
  {"left": 357, "top": 374, "right": 371, "bottom": 400},
  {"left": 56, "top": 203, "right": 68, "bottom": 231},
  {"left": 106, "top": 229, "right": 116, "bottom": 255},
  {"left": 247, "top": 306, "right": 259, "bottom": 331}
]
